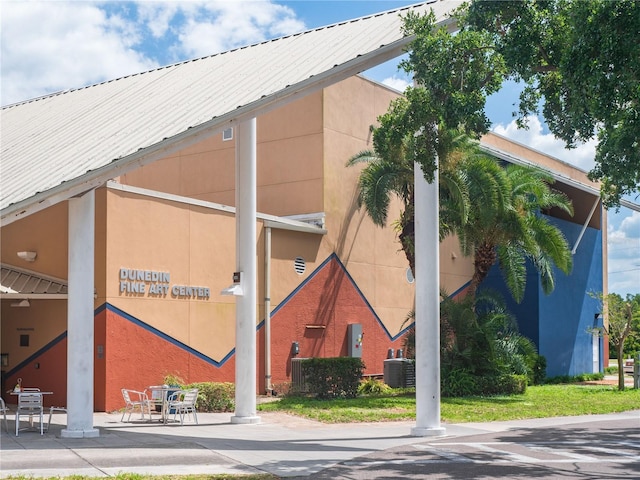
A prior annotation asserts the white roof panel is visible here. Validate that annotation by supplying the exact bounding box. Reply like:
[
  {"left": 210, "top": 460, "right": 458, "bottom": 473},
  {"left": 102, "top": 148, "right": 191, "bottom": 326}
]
[{"left": 1, "top": 1, "right": 463, "bottom": 224}]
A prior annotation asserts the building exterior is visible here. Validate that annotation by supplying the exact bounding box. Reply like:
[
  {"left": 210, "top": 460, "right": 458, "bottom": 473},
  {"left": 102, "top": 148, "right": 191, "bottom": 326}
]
[{"left": 1, "top": 73, "right": 605, "bottom": 411}]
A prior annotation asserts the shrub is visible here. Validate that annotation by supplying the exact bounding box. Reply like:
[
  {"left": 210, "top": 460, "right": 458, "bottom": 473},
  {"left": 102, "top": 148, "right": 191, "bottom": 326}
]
[
  {"left": 531, "top": 355, "right": 547, "bottom": 385},
  {"left": 187, "top": 381, "right": 235, "bottom": 412},
  {"left": 270, "top": 381, "right": 292, "bottom": 397},
  {"left": 545, "top": 373, "right": 604, "bottom": 384},
  {"left": 441, "top": 369, "right": 478, "bottom": 397},
  {"left": 302, "top": 357, "right": 365, "bottom": 399},
  {"left": 162, "top": 373, "right": 185, "bottom": 387},
  {"left": 476, "top": 374, "right": 527, "bottom": 395},
  {"left": 358, "top": 377, "right": 392, "bottom": 396}
]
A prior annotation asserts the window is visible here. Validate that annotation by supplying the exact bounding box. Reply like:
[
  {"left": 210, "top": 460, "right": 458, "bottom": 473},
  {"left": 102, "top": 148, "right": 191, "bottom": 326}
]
[{"left": 222, "top": 127, "right": 233, "bottom": 141}]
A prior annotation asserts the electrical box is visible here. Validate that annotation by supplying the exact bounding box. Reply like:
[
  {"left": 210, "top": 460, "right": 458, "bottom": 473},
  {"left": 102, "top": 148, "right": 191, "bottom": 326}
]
[{"left": 348, "top": 323, "right": 363, "bottom": 358}]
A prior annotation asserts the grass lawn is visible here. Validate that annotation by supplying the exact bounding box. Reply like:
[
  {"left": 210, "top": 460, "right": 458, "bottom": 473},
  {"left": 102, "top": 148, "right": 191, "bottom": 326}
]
[{"left": 257, "top": 384, "right": 640, "bottom": 423}]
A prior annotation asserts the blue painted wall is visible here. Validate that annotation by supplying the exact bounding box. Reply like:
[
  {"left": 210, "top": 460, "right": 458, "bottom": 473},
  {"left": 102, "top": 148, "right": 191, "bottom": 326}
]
[{"left": 483, "top": 215, "right": 603, "bottom": 378}]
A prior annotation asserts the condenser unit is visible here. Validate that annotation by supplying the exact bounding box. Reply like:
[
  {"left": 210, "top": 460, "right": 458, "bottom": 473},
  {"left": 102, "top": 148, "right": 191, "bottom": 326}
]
[
  {"left": 291, "top": 357, "right": 309, "bottom": 392},
  {"left": 383, "top": 359, "right": 415, "bottom": 388}
]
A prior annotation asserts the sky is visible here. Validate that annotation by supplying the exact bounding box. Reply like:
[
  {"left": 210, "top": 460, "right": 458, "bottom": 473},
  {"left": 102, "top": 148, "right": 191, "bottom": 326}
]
[{"left": 1, "top": 0, "right": 638, "bottom": 296}]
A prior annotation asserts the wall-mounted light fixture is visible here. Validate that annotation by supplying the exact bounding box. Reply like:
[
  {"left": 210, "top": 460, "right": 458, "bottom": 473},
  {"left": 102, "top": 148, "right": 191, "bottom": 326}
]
[
  {"left": 11, "top": 299, "right": 30, "bottom": 308},
  {"left": 17, "top": 251, "right": 37, "bottom": 262},
  {"left": 221, "top": 271, "right": 243, "bottom": 296}
]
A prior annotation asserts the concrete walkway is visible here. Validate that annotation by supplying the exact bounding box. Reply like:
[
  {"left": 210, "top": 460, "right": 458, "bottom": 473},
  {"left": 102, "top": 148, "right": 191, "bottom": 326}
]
[{"left": 1, "top": 409, "right": 639, "bottom": 478}]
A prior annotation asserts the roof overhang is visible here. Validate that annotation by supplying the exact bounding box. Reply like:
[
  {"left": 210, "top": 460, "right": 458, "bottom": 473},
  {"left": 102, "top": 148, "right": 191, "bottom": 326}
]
[
  {"left": 480, "top": 141, "right": 640, "bottom": 213},
  {"left": 1, "top": 1, "right": 463, "bottom": 227},
  {"left": 1, "top": 264, "right": 68, "bottom": 300}
]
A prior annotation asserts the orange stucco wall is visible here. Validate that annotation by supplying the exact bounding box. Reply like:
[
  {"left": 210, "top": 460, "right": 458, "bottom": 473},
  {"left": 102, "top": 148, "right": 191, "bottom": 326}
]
[
  {"left": 1, "top": 72, "right": 607, "bottom": 414},
  {"left": 1, "top": 75, "right": 477, "bottom": 410},
  {"left": 119, "top": 91, "right": 325, "bottom": 217}
]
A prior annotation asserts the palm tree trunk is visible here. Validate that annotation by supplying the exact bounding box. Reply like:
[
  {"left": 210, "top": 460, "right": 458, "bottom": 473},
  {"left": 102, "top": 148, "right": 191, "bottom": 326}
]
[
  {"left": 468, "top": 242, "right": 496, "bottom": 299},
  {"left": 399, "top": 219, "right": 415, "bottom": 275}
]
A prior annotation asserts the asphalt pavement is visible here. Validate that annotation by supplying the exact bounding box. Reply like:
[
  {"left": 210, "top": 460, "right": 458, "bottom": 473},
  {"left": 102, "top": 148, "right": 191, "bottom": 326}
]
[{"left": 1, "top": 407, "right": 639, "bottom": 479}]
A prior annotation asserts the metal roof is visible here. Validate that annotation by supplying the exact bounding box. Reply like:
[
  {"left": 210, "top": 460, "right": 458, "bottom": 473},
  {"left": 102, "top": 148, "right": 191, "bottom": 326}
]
[
  {"left": 0, "top": 1, "right": 463, "bottom": 226},
  {"left": 480, "top": 134, "right": 640, "bottom": 213},
  {"left": 0, "top": 264, "right": 68, "bottom": 299}
]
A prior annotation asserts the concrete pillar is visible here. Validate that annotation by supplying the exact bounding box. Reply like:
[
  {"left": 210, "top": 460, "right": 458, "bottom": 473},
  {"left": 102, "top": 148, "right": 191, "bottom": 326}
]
[
  {"left": 231, "top": 118, "right": 260, "bottom": 424},
  {"left": 411, "top": 161, "right": 445, "bottom": 437},
  {"left": 62, "top": 190, "right": 99, "bottom": 438}
]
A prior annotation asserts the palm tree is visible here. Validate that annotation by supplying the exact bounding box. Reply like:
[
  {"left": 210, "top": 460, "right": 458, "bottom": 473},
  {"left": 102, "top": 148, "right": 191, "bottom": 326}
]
[
  {"left": 346, "top": 127, "right": 471, "bottom": 274},
  {"left": 348, "top": 127, "right": 573, "bottom": 304},
  {"left": 456, "top": 159, "right": 574, "bottom": 302}
]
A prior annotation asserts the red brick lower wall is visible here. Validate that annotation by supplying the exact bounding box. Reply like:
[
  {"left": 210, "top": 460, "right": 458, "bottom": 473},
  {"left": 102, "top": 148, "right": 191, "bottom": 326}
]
[{"left": 5, "top": 254, "right": 410, "bottom": 411}]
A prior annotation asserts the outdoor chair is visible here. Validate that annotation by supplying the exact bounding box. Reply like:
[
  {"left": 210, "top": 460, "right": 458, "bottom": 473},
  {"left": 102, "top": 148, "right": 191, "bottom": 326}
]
[
  {"left": 0, "top": 397, "right": 9, "bottom": 433},
  {"left": 46, "top": 406, "right": 67, "bottom": 431},
  {"left": 15, "top": 392, "right": 44, "bottom": 436},
  {"left": 121, "top": 388, "right": 153, "bottom": 422},
  {"left": 166, "top": 388, "right": 199, "bottom": 425}
]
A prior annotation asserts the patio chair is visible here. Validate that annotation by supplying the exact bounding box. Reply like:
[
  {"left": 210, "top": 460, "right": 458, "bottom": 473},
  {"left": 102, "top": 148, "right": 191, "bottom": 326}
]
[
  {"left": 121, "top": 388, "right": 152, "bottom": 422},
  {"left": 46, "top": 406, "right": 67, "bottom": 432},
  {"left": 0, "top": 397, "right": 9, "bottom": 433},
  {"left": 166, "top": 388, "right": 199, "bottom": 425},
  {"left": 15, "top": 392, "right": 44, "bottom": 436}
]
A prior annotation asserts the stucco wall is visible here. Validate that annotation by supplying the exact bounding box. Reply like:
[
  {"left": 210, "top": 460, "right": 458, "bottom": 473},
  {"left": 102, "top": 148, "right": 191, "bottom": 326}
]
[{"left": 483, "top": 216, "right": 603, "bottom": 377}]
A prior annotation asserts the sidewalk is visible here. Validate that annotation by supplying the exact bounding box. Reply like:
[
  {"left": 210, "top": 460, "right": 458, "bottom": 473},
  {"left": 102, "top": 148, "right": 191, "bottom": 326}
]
[{"left": 1, "top": 409, "right": 638, "bottom": 478}]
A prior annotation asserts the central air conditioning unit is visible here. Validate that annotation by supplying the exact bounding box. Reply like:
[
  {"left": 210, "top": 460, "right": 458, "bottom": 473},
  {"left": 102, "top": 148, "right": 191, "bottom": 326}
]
[
  {"left": 383, "top": 359, "right": 415, "bottom": 388},
  {"left": 291, "top": 357, "right": 309, "bottom": 392}
]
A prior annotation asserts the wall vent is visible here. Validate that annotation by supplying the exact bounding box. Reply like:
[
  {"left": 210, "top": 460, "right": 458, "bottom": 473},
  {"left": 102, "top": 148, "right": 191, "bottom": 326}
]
[
  {"left": 294, "top": 257, "right": 306, "bottom": 275},
  {"left": 222, "top": 127, "right": 233, "bottom": 141}
]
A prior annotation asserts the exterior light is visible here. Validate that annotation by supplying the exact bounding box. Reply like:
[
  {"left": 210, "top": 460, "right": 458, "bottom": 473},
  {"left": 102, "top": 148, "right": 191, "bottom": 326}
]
[{"left": 17, "top": 251, "right": 37, "bottom": 262}]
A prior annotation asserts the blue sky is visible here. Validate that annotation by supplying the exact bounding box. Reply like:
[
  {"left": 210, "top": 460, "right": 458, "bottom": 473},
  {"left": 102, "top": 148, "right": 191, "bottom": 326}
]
[{"left": 1, "top": 0, "right": 638, "bottom": 295}]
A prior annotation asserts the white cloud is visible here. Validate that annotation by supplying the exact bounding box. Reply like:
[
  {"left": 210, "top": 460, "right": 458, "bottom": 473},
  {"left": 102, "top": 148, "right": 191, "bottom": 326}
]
[
  {"left": 174, "top": 1, "right": 304, "bottom": 59},
  {"left": 0, "top": 0, "right": 305, "bottom": 106},
  {"left": 0, "top": 1, "right": 157, "bottom": 105},
  {"left": 619, "top": 211, "right": 640, "bottom": 239},
  {"left": 492, "top": 116, "right": 598, "bottom": 172},
  {"left": 607, "top": 211, "right": 640, "bottom": 296},
  {"left": 381, "top": 76, "right": 409, "bottom": 92}
]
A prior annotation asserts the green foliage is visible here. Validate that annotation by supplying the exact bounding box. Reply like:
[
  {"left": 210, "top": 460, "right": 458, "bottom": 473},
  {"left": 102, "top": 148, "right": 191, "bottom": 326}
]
[
  {"left": 441, "top": 368, "right": 478, "bottom": 398},
  {"left": 455, "top": 157, "right": 573, "bottom": 303},
  {"left": 545, "top": 373, "right": 605, "bottom": 385},
  {"left": 438, "top": 289, "right": 543, "bottom": 395},
  {"left": 531, "top": 355, "right": 547, "bottom": 386},
  {"left": 186, "top": 382, "right": 235, "bottom": 412},
  {"left": 259, "top": 383, "right": 640, "bottom": 424},
  {"left": 464, "top": 0, "right": 640, "bottom": 208},
  {"left": 162, "top": 373, "right": 185, "bottom": 387},
  {"left": 477, "top": 374, "right": 528, "bottom": 396},
  {"left": 590, "top": 292, "right": 640, "bottom": 390},
  {"left": 401, "top": 10, "right": 505, "bottom": 137},
  {"left": 301, "top": 357, "right": 365, "bottom": 399},
  {"left": 358, "top": 377, "right": 392, "bottom": 396}
]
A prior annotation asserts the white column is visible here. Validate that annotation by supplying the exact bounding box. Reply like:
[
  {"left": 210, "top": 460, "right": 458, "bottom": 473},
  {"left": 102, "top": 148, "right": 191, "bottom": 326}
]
[
  {"left": 62, "top": 190, "right": 99, "bottom": 438},
  {"left": 231, "top": 118, "right": 260, "bottom": 424},
  {"left": 411, "top": 161, "right": 445, "bottom": 437}
]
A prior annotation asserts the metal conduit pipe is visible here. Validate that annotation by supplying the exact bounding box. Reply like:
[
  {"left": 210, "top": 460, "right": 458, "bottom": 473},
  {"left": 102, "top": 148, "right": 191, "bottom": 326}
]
[{"left": 264, "top": 226, "right": 272, "bottom": 395}]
